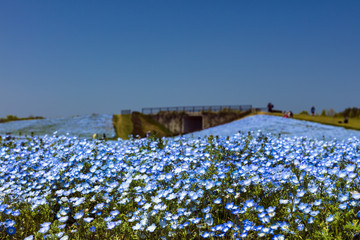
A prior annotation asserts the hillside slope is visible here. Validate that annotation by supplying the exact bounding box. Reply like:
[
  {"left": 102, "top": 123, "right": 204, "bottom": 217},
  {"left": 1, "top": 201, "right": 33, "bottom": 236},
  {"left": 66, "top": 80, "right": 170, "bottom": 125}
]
[
  {"left": 0, "top": 114, "right": 115, "bottom": 138},
  {"left": 186, "top": 114, "right": 360, "bottom": 141}
]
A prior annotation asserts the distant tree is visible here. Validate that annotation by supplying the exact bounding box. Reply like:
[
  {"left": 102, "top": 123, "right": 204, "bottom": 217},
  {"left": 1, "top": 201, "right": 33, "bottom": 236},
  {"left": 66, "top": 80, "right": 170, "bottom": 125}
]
[
  {"left": 339, "top": 107, "right": 360, "bottom": 118},
  {"left": 7, "top": 115, "right": 18, "bottom": 121},
  {"left": 327, "top": 109, "right": 336, "bottom": 117},
  {"left": 299, "top": 110, "right": 309, "bottom": 115},
  {"left": 321, "top": 109, "right": 327, "bottom": 117}
]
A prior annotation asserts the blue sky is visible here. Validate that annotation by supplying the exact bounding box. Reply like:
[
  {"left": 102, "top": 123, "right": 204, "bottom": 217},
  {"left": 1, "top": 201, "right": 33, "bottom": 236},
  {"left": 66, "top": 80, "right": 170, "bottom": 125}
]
[{"left": 1, "top": 1, "right": 359, "bottom": 118}]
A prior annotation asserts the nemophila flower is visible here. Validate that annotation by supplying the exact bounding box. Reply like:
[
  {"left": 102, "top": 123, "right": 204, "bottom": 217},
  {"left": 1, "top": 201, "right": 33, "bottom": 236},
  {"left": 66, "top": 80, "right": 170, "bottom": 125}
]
[
  {"left": 202, "top": 206, "right": 211, "bottom": 213},
  {"left": 308, "top": 186, "right": 318, "bottom": 194},
  {"left": 310, "top": 210, "right": 319, "bottom": 217},
  {"left": 326, "top": 215, "right": 334, "bottom": 222},
  {"left": 90, "top": 226, "right": 96, "bottom": 232},
  {"left": 352, "top": 193, "right": 360, "bottom": 200},
  {"left": 4, "top": 209, "right": 13, "bottom": 215},
  {"left": 132, "top": 222, "right": 142, "bottom": 231},
  {"left": 270, "top": 223, "right": 279, "bottom": 230},
  {"left": 273, "top": 234, "right": 285, "bottom": 240},
  {"left": 147, "top": 223, "right": 157, "bottom": 232},
  {"left": 107, "top": 221, "right": 116, "bottom": 229},
  {"left": 298, "top": 203, "right": 307, "bottom": 211},
  {"left": 225, "top": 202, "right": 235, "bottom": 210},
  {"left": 11, "top": 209, "right": 21, "bottom": 216},
  {"left": 57, "top": 232, "right": 64, "bottom": 238},
  {"left": 74, "top": 211, "right": 83, "bottom": 220},
  {"left": 73, "top": 197, "right": 85, "bottom": 207},
  {"left": 214, "top": 224, "right": 223, "bottom": 232},
  {"left": 346, "top": 164, "right": 356, "bottom": 172},
  {"left": 83, "top": 217, "right": 94, "bottom": 223},
  {"left": 24, "top": 235, "right": 34, "bottom": 240},
  {"left": 201, "top": 231, "right": 211, "bottom": 238},
  {"left": 0, "top": 204, "right": 8, "bottom": 212},
  {"left": 6, "top": 227, "right": 15, "bottom": 235},
  {"left": 279, "top": 199, "right": 289, "bottom": 204},
  {"left": 58, "top": 216, "right": 68, "bottom": 223},
  {"left": 58, "top": 224, "right": 66, "bottom": 229},
  {"left": 191, "top": 217, "right": 201, "bottom": 224},
  {"left": 313, "top": 199, "right": 322, "bottom": 206},
  {"left": 339, "top": 193, "right": 349, "bottom": 202},
  {"left": 296, "top": 189, "right": 306, "bottom": 198},
  {"left": 213, "top": 198, "right": 222, "bottom": 204},
  {"left": 267, "top": 206, "right": 276, "bottom": 214},
  {"left": 110, "top": 210, "right": 119, "bottom": 217},
  {"left": 60, "top": 235, "right": 69, "bottom": 240},
  {"left": 39, "top": 226, "right": 50, "bottom": 234},
  {"left": 356, "top": 210, "right": 360, "bottom": 219},
  {"left": 280, "top": 222, "right": 289, "bottom": 232},
  {"left": 297, "top": 224, "right": 305, "bottom": 231},
  {"left": 104, "top": 216, "right": 114, "bottom": 222},
  {"left": 256, "top": 206, "right": 265, "bottom": 212},
  {"left": 244, "top": 199, "right": 255, "bottom": 208},
  {"left": 258, "top": 212, "right": 266, "bottom": 219},
  {"left": 349, "top": 172, "right": 357, "bottom": 178},
  {"left": 160, "top": 219, "right": 167, "bottom": 228},
  {"left": 4, "top": 219, "right": 15, "bottom": 227},
  {"left": 339, "top": 203, "right": 347, "bottom": 210},
  {"left": 240, "top": 232, "right": 248, "bottom": 238},
  {"left": 205, "top": 216, "right": 213, "bottom": 226}
]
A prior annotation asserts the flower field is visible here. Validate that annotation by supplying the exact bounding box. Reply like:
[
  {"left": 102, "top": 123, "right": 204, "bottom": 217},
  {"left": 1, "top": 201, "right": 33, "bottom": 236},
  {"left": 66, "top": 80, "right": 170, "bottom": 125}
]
[{"left": 1, "top": 132, "right": 360, "bottom": 239}]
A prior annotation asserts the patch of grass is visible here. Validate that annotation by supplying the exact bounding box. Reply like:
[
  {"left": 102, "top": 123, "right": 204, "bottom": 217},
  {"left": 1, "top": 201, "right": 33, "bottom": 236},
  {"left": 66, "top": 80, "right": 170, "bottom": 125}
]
[
  {"left": 0, "top": 115, "right": 44, "bottom": 123},
  {"left": 260, "top": 111, "right": 360, "bottom": 131},
  {"left": 131, "top": 112, "right": 173, "bottom": 138},
  {"left": 293, "top": 114, "right": 360, "bottom": 130},
  {"left": 112, "top": 114, "right": 133, "bottom": 139}
]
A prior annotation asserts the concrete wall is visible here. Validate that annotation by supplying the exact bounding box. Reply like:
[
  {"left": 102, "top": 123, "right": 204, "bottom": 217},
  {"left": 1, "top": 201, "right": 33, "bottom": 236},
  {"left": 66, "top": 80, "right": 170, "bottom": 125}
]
[{"left": 149, "top": 110, "right": 251, "bottom": 135}]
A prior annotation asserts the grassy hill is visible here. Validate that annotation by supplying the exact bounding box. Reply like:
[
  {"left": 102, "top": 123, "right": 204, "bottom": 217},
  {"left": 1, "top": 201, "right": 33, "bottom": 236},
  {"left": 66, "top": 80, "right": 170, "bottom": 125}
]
[
  {"left": 113, "top": 112, "right": 173, "bottom": 139},
  {"left": 260, "top": 112, "right": 360, "bottom": 131},
  {"left": 112, "top": 114, "right": 133, "bottom": 139}
]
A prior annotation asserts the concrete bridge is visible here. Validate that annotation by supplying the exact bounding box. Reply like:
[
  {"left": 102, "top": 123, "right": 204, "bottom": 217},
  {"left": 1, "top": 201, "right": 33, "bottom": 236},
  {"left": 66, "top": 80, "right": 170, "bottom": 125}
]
[{"left": 142, "top": 105, "right": 252, "bottom": 135}]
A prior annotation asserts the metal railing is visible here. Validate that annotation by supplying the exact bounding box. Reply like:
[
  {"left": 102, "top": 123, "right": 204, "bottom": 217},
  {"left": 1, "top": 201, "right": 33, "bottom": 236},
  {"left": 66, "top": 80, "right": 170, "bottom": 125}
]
[{"left": 142, "top": 105, "right": 252, "bottom": 114}]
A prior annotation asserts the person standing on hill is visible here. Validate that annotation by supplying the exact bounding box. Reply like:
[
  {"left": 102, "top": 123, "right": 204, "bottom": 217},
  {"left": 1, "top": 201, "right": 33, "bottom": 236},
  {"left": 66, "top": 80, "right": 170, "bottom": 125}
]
[
  {"left": 267, "top": 102, "right": 274, "bottom": 112},
  {"left": 311, "top": 106, "right": 315, "bottom": 116}
]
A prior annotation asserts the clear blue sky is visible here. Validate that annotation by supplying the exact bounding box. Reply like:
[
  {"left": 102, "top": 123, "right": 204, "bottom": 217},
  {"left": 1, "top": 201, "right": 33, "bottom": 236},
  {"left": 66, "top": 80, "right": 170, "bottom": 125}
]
[{"left": 1, "top": 1, "right": 359, "bottom": 118}]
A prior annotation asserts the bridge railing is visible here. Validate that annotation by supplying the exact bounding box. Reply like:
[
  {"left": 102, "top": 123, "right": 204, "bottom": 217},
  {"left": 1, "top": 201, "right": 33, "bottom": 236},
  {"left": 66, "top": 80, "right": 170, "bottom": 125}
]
[{"left": 142, "top": 105, "right": 252, "bottom": 114}]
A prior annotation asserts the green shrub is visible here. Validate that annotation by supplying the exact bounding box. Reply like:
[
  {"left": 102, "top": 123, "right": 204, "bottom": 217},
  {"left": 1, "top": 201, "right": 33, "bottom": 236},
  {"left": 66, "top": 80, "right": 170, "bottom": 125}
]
[{"left": 299, "top": 110, "right": 309, "bottom": 115}]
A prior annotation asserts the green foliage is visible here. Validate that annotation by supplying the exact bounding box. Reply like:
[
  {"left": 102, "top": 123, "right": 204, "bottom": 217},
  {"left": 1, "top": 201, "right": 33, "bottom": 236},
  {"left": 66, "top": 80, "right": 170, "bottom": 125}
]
[
  {"left": 327, "top": 108, "right": 336, "bottom": 117},
  {"left": 321, "top": 109, "right": 327, "bottom": 117},
  {"left": 0, "top": 115, "right": 44, "bottom": 123},
  {"left": 339, "top": 107, "right": 360, "bottom": 118},
  {"left": 299, "top": 110, "right": 309, "bottom": 115}
]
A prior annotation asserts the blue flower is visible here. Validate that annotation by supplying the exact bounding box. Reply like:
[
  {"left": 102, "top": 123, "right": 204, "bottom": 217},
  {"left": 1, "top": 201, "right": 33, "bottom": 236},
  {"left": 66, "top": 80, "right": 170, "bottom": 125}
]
[
  {"left": 357, "top": 210, "right": 360, "bottom": 219},
  {"left": 202, "top": 206, "right": 211, "bottom": 213},
  {"left": 90, "top": 226, "right": 96, "bottom": 232},
  {"left": 83, "top": 217, "right": 94, "bottom": 223},
  {"left": 6, "top": 227, "right": 15, "bottom": 235},
  {"left": 326, "top": 215, "right": 334, "bottom": 222},
  {"left": 74, "top": 211, "right": 83, "bottom": 220},
  {"left": 39, "top": 226, "right": 50, "bottom": 234},
  {"left": 201, "top": 231, "right": 210, "bottom": 238},
  {"left": 213, "top": 198, "right": 222, "bottom": 204},
  {"left": 146, "top": 223, "right": 157, "bottom": 232},
  {"left": 107, "top": 221, "right": 116, "bottom": 229}
]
